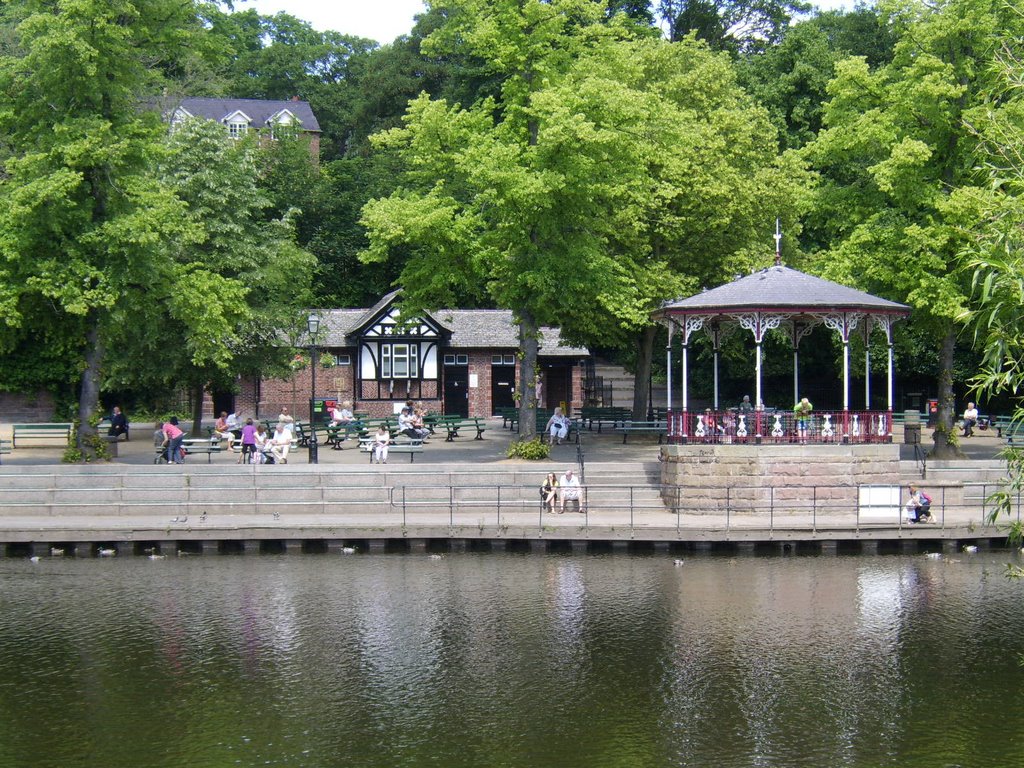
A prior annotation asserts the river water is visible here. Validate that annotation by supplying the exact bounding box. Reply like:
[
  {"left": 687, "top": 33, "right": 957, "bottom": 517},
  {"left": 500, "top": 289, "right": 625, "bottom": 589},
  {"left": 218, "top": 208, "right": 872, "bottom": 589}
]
[{"left": 0, "top": 550, "right": 1022, "bottom": 768}]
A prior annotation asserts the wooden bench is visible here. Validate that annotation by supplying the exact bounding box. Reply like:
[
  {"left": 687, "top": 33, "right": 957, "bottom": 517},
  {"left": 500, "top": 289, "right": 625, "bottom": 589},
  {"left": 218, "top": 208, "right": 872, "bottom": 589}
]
[
  {"left": 324, "top": 422, "right": 363, "bottom": 449},
  {"left": 581, "top": 406, "right": 632, "bottom": 432},
  {"left": 359, "top": 435, "right": 424, "bottom": 463},
  {"left": 496, "top": 407, "right": 518, "bottom": 429},
  {"left": 12, "top": 423, "right": 73, "bottom": 448},
  {"left": 615, "top": 421, "right": 667, "bottom": 444},
  {"left": 436, "top": 417, "right": 487, "bottom": 442},
  {"left": 0, "top": 438, "right": 10, "bottom": 464},
  {"left": 154, "top": 438, "right": 223, "bottom": 464}
]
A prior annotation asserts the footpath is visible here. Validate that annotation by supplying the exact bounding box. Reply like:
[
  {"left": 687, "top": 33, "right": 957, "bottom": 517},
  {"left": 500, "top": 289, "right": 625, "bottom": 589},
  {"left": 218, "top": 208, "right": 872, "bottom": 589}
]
[{"left": 0, "top": 419, "right": 1016, "bottom": 556}]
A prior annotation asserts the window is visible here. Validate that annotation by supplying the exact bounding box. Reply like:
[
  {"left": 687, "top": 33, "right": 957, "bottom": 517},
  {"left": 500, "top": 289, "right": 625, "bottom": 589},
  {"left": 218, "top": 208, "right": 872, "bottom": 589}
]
[
  {"left": 337, "top": 354, "right": 351, "bottom": 366},
  {"left": 227, "top": 120, "right": 248, "bottom": 139},
  {"left": 492, "top": 355, "right": 516, "bottom": 365},
  {"left": 381, "top": 344, "right": 418, "bottom": 378}
]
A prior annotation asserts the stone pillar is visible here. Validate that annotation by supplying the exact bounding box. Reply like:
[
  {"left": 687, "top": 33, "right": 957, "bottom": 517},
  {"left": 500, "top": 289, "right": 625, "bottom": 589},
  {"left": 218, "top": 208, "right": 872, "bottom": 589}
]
[
  {"left": 243, "top": 540, "right": 262, "bottom": 554},
  {"left": 284, "top": 540, "right": 303, "bottom": 554}
]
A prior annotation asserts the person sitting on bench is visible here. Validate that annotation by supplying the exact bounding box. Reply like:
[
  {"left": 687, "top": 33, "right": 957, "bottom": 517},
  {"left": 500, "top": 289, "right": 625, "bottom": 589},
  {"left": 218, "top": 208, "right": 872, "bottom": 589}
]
[{"left": 107, "top": 406, "right": 129, "bottom": 441}]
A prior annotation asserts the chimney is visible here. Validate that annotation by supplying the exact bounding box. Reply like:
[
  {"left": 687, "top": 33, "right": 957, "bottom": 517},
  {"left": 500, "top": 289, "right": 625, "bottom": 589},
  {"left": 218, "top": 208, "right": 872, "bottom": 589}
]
[{"left": 291, "top": 95, "right": 300, "bottom": 102}]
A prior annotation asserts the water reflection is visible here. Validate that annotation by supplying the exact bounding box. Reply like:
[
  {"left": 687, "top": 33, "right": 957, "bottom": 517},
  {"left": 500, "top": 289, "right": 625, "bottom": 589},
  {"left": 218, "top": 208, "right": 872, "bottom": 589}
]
[{"left": 0, "top": 551, "right": 1022, "bottom": 767}]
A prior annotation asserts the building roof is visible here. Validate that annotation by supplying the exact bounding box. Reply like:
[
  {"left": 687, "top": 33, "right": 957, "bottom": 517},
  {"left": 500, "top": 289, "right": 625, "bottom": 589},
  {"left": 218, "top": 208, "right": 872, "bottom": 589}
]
[
  {"left": 171, "top": 97, "right": 321, "bottom": 133},
  {"left": 657, "top": 265, "right": 910, "bottom": 317},
  {"left": 318, "top": 303, "right": 587, "bottom": 357}
]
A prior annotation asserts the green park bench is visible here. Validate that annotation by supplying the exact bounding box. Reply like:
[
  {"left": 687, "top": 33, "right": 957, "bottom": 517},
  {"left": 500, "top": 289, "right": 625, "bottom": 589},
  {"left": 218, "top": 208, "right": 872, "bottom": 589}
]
[{"left": 12, "top": 423, "right": 73, "bottom": 448}]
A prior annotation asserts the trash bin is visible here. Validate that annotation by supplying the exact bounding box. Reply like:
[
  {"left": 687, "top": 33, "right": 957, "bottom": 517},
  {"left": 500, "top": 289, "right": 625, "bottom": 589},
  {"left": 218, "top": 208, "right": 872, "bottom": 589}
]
[
  {"left": 904, "top": 423, "right": 921, "bottom": 445},
  {"left": 926, "top": 398, "right": 939, "bottom": 427}
]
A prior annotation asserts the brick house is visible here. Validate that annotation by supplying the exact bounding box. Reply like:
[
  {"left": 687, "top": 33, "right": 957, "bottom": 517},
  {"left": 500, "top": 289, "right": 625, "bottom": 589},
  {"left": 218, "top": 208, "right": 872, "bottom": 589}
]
[{"left": 224, "top": 291, "right": 589, "bottom": 420}]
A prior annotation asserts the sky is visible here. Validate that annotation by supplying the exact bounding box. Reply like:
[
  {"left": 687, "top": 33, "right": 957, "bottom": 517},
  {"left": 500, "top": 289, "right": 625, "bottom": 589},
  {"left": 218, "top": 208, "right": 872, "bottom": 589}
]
[{"left": 242, "top": 0, "right": 860, "bottom": 46}]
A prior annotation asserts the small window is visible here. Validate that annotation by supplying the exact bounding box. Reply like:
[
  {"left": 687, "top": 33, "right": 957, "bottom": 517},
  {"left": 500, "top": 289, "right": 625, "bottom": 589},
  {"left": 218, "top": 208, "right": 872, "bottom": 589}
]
[
  {"left": 337, "top": 354, "right": 351, "bottom": 366},
  {"left": 492, "top": 355, "right": 503, "bottom": 364},
  {"left": 456, "top": 354, "right": 468, "bottom": 365},
  {"left": 227, "top": 120, "right": 248, "bottom": 139},
  {"left": 444, "top": 354, "right": 457, "bottom": 365},
  {"left": 504, "top": 355, "right": 516, "bottom": 365}
]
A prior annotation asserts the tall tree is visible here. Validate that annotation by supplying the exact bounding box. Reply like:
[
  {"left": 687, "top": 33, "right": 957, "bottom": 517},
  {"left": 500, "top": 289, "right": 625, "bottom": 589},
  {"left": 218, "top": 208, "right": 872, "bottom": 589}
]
[
  {"left": 803, "top": 0, "right": 1024, "bottom": 458},
  {"left": 0, "top": 0, "right": 206, "bottom": 456},
  {"left": 658, "top": 0, "right": 810, "bottom": 54}
]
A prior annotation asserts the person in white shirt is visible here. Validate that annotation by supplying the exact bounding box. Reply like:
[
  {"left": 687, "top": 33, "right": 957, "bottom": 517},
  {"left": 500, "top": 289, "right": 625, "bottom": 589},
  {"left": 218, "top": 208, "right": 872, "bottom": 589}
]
[
  {"left": 331, "top": 400, "right": 355, "bottom": 426},
  {"left": 270, "top": 423, "right": 293, "bottom": 464},
  {"left": 559, "top": 468, "right": 582, "bottom": 512},
  {"left": 962, "top": 402, "right": 979, "bottom": 437},
  {"left": 545, "top": 407, "right": 570, "bottom": 446},
  {"left": 372, "top": 425, "right": 390, "bottom": 464}
]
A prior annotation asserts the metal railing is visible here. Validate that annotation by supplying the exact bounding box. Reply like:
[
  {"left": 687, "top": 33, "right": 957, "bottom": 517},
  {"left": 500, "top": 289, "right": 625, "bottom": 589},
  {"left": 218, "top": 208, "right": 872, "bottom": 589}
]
[{"left": 666, "top": 409, "right": 894, "bottom": 444}]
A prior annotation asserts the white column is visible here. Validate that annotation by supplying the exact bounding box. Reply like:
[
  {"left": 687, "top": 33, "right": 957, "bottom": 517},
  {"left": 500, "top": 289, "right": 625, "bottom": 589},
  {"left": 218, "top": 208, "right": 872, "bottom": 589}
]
[
  {"left": 792, "top": 347, "right": 799, "bottom": 406},
  {"left": 843, "top": 340, "right": 850, "bottom": 411},
  {"left": 682, "top": 343, "right": 689, "bottom": 414},
  {"left": 864, "top": 324, "right": 871, "bottom": 409},
  {"left": 665, "top": 325, "right": 673, "bottom": 412},
  {"left": 887, "top": 342, "right": 894, "bottom": 412},
  {"left": 755, "top": 342, "right": 763, "bottom": 414},
  {"left": 713, "top": 348, "right": 720, "bottom": 410}
]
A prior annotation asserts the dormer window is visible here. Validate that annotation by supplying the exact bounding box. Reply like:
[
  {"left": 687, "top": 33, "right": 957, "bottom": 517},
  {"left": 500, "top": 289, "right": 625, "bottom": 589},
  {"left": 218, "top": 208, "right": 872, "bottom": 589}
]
[{"left": 222, "top": 110, "right": 252, "bottom": 140}]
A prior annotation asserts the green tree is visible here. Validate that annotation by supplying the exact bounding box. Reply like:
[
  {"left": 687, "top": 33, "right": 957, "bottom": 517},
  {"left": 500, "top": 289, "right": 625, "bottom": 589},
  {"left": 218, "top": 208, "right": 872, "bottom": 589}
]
[
  {"left": 658, "top": 0, "right": 811, "bottom": 54},
  {"left": 960, "top": 41, "right": 1024, "bottom": 547},
  {"left": 803, "top": 0, "right": 1024, "bottom": 458},
  {"left": 0, "top": 0, "right": 208, "bottom": 456},
  {"left": 101, "top": 119, "right": 316, "bottom": 434}
]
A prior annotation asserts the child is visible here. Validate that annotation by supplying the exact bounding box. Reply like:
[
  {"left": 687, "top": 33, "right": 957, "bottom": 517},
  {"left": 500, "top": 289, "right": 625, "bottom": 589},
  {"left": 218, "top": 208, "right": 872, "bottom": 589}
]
[{"left": 905, "top": 484, "right": 933, "bottom": 523}]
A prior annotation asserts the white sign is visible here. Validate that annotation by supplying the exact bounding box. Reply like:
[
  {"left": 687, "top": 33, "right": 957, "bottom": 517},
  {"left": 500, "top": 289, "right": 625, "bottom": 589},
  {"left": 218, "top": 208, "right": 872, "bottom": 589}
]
[{"left": 469, "top": 374, "right": 479, "bottom": 388}]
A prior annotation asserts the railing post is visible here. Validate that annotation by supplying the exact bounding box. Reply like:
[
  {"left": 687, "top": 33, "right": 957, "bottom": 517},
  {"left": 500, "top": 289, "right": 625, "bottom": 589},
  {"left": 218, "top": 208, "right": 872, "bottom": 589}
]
[
  {"left": 497, "top": 484, "right": 501, "bottom": 527},
  {"left": 726, "top": 485, "right": 730, "bottom": 530},
  {"left": 770, "top": 486, "right": 774, "bottom": 531},
  {"left": 630, "top": 486, "right": 635, "bottom": 530},
  {"left": 450, "top": 483, "right": 454, "bottom": 527},
  {"left": 812, "top": 486, "right": 817, "bottom": 531}
]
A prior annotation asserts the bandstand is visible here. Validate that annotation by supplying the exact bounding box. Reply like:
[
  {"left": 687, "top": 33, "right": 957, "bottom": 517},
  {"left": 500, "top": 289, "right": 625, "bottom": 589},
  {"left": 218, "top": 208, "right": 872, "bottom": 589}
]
[
  {"left": 652, "top": 260, "right": 912, "bottom": 516},
  {"left": 652, "top": 264, "right": 910, "bottom": 445}
]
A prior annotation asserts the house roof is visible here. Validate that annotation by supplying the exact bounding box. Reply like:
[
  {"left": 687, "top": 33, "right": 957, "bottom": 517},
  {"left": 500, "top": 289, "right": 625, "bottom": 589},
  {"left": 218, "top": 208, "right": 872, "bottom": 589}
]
[
  {"left": 656, "top": 265, "right": 910, "bottom": 317},
  {"left": 172, "top": 97, "right": 321, "bottom": 133},
  {"left": 317, "top": 303, "right": 587, "bottom": 356}
]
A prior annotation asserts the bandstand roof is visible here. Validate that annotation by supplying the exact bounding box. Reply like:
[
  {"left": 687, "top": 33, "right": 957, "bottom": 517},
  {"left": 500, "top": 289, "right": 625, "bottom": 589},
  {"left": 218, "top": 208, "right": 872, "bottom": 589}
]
[{"left": 655, "top": 265, "right": 910, "bottom": 319}]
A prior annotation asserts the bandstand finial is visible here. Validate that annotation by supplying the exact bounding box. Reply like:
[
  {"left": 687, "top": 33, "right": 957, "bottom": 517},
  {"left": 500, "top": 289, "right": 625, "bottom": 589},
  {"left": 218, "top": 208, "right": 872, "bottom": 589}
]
[{"left": 774, "top": 218, "right": 782, "bottom": 266}]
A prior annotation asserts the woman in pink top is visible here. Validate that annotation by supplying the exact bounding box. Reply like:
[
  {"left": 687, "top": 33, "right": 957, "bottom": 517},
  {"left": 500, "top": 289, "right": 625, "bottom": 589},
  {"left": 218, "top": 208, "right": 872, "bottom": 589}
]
[{"left": 162, "top": 417, "right": 185, "bottom": 464}]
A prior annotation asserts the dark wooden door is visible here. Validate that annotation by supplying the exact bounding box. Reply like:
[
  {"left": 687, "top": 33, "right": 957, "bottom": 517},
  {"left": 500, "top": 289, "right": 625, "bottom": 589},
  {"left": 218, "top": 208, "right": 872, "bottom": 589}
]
[
  {"left": 491, "top": 366, "right": 516, "bottom": 414},
  {"left": 443, "top": 365, "right": 469, "bottom": 417}
]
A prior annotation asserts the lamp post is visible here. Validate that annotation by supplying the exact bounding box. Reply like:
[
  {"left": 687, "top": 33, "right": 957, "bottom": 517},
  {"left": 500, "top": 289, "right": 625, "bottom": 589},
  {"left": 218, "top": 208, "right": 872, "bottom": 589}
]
[{"left": 307, "top": 312, "right": 321, "bottom": 465}]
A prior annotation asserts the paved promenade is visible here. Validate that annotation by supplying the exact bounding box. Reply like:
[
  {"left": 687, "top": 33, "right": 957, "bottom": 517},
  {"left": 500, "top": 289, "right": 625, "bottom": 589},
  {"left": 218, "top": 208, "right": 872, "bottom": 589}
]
[{"left": 0, "top": 419, "right": 1016, "bottom": 553}]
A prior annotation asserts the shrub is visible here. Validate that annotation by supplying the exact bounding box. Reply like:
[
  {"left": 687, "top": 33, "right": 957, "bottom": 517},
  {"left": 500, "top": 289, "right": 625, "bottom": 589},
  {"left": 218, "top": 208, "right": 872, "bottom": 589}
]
[{"left": 507, "top": 437, "right": 550, "bottom": 460}]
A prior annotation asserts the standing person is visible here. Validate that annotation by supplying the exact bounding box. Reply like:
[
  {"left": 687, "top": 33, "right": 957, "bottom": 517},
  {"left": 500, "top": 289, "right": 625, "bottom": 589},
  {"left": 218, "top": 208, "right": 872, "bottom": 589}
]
[
  {"left": 540, "top": 472, "right": 559, "bottom": 512},
  {"left": 962, "top": 402, "right": 979, "bottom": 437},
  {"left": 545, "top": 407, "right": 570, "bottom": 446},
  {"left": 270, "top": 422, "right": 293, "bottom": 464},
  {"left": 162, "top": 417, "right": 185, "bottom": 465},
  {"left": 559, "top": 468, "right": 582, "bottom": 513},
  {"left": 107, "top": 406, "right": 129, "bottom": 441},
  {"left": 793, "top": 397, "right": 813, "bottom": 443},
  {"left": 372, "top": 424, "right": 390, "bottom": 464},
  {"left": 213, "top": 411, "right": 235, "bottom": 451},
  {"left": 238, "top": 418, "right": 257, "bottom": 464}
]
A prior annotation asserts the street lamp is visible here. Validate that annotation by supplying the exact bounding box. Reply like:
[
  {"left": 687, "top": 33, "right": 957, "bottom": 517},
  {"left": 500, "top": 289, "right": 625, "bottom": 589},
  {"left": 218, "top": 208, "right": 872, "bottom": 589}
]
[{"left": 307, "top": 312, "right": 321, "bottom": 465}]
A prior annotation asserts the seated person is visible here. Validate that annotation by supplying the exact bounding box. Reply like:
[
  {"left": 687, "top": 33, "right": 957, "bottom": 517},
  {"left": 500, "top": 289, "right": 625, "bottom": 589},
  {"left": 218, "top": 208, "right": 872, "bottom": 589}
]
[
  {"left": 253, "top": 424, "right": 272, "bottom": 464},
  {"left": 904, "top": 483, "right": 933, "bottom": 523},
  {"left": 331, "top": 400, "right": 355, "bottom": 426},
  {"left": 545, "top": 407, "right": 570, "bottom": 446},
  {"left": 270, "top": 423, "right": 293, "bottom": 464},
  {"left": 410, "top": 406, "right": 430, "bottom": 438},
  {"left": 107, "top": 406, "right": 129, "bottom": 441},
  {"left": 540, "top": 472, "right": 559, "bottom": 512},
  {"left": 398, "top": 408, "right": 427, "bottom": 440},
  {"left": 559, "top": 468, "right": 582, "bottom": 512},
  {"left": 213, "top": 411, "right": 235, "bottom": 451},
  {"left": 962, "top": 402, "right": 979, "bottom": 437},
  {"left": 277, "top": 407, "right": 295, "bottom": 439},
  {"left": 372, "top": 425, "right": 390, "bottom": 464},
  {"left": 738, "top": 395, "right": 753, "bottom": 413}
]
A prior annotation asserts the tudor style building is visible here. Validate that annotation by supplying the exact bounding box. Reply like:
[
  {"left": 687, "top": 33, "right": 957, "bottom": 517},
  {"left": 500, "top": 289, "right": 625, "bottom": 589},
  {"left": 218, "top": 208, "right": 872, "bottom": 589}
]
[{"left": 225, "top": 292, "right": 589, "bottom": 419}]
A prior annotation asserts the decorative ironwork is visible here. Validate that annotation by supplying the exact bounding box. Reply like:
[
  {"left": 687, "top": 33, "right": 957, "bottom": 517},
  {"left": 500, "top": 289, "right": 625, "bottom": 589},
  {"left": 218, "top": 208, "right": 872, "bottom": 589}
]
[
  {"left": 735, "top": 313, "right": 783, "bottom": 343},
  {"left": 821, "top": 414, "right": 834, "bottom": 438}
]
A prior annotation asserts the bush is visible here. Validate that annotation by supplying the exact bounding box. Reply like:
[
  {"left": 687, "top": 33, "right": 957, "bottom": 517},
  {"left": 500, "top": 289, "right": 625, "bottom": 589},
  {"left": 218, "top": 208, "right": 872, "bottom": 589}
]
[{"left": 507, "top": 438, "right": 550, "bottom": 460}]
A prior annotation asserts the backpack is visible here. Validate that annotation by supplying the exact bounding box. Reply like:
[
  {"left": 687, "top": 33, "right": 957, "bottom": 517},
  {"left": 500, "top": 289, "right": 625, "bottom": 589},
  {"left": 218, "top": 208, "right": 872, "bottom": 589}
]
[{"left": 919, "top": 491, "right": 931, "bottom": 508}]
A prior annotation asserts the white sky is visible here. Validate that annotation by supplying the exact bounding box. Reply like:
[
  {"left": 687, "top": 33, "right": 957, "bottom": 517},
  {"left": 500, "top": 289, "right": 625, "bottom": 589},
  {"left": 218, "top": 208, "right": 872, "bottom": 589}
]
[{"left": 240, "top": 0, "right": 860, "bottom": 46}]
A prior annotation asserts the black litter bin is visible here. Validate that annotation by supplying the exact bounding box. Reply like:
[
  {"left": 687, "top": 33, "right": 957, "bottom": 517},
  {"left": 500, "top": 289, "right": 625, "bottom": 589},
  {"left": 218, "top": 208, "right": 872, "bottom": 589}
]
[
  {"left": 926, "top": 398, "right": 939, "bottom": 427},
  {"left": 904, "top": 423, "right": 921, "bottom": 445}
]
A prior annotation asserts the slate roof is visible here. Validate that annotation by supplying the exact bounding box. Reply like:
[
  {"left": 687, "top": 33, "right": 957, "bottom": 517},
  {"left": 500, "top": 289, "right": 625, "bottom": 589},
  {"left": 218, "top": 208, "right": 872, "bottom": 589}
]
[
  {"left": 172, "top": 97, "right": 321, "bottom": 133},
  {"left": 657, "top": 265, "right": 910, "bottom": 316},
  {"left": 317, "top": 303, "right": 586, "bottom": 356}
]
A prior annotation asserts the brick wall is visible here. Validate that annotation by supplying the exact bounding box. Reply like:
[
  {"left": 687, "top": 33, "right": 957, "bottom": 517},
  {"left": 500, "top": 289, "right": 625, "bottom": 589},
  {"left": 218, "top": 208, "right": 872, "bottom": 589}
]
[{"left": 0, "top": 391, "right": 57, "bottom": 422}]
